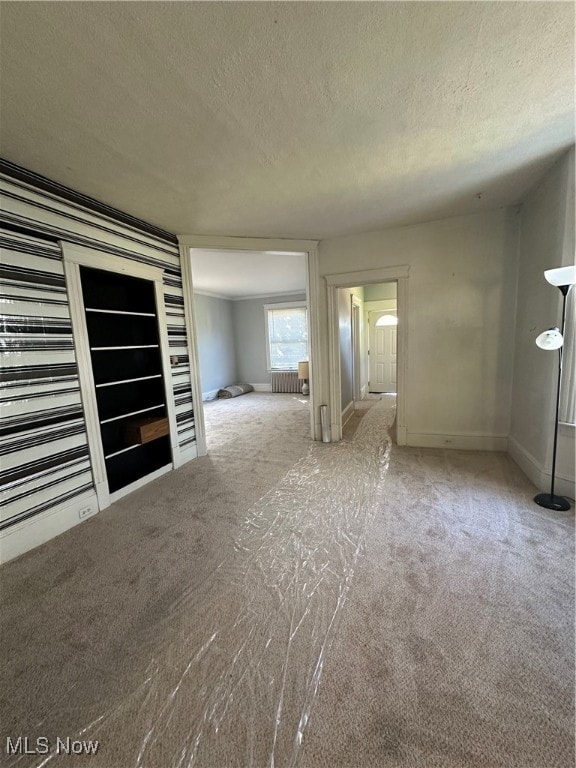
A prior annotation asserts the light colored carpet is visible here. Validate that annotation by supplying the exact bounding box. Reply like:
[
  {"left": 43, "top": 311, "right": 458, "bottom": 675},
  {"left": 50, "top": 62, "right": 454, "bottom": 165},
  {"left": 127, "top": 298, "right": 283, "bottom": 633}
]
[
  {"left": 301, "top": 440, "right": 575, "bottom": 768},
  {"left": 0, "top": 393, "right": 574, "bottom": 768}
]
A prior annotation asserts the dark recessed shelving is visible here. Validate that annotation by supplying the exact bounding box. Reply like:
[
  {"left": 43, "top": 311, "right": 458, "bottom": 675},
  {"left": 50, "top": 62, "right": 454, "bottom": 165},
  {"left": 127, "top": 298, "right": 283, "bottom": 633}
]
[
  {"left": 105, "top": 437, "right": 171, "bottom": 493},
  {"left": 80, "top": 266, "right": 172, "bottom": 494},
  {"left": 90, "top": 347, "right": 163, "bottom": 385}
]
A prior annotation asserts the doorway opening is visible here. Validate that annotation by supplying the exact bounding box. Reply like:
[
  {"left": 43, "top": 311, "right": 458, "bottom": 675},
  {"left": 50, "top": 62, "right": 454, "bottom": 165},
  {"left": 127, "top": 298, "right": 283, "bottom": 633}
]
[
  {"left": 326, "top": 266, "right": 409, "bottom": 443},
  {"left": 366, "top": 283, "right": 398, "bottom": 395},
  {"left": 180, "top": 243, "right": 318, "bottom": 454}
]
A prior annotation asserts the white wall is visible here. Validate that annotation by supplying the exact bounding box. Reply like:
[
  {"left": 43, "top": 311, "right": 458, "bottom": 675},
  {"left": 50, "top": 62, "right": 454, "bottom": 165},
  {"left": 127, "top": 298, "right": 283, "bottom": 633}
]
[
  {"left": 509, "top": 148, "right": 575, "bottom": 499},
  {"left": 318, "top": 208, "right": 520, "bottom": 449},
  {"left": 364, "top": 282, "right": 397, "bottom": 301},
  {"left": 338, "top": 287, "right": 364, "bottom": 413},
  {"left": 194, "top": 293, "right": 237, "bottom": 398}
]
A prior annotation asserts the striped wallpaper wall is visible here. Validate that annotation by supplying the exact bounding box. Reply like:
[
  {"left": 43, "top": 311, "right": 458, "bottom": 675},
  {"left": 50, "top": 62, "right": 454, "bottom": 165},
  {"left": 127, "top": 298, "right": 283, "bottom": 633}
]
[{"left": 0, "top": 165, "right": 196, "bottom": 539}]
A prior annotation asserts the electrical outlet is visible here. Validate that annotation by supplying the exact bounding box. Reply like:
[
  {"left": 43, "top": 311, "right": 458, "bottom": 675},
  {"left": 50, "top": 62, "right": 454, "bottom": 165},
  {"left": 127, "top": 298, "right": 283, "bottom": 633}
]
[{"left": 78, "top": 506, "right": 96, "bottom": 520}]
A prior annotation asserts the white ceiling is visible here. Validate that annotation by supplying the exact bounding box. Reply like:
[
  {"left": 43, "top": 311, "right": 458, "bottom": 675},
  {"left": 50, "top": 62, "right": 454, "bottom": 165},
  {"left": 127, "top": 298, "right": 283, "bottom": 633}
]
[
  {"left": 0, "top": 2, "right": 574, "bottom": 240},
  {"left": 190, "top": 249, "right": 307, "bottom": 299}
]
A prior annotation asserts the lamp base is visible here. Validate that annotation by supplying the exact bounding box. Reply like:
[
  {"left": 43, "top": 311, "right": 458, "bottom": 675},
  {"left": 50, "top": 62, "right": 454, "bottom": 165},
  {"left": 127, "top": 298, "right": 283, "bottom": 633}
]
[
  {"left": 301, "top": 382, "right": 309, "bottom": 396},
  {"left": 534, "top": 492, "right": 571, "bottom": 511}
]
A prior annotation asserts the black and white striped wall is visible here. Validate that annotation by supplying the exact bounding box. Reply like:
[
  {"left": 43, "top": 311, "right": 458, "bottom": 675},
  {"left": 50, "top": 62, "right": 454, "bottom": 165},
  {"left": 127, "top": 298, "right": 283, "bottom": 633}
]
[{"left": 0, "top": 161, "right": 197, "bottom": 561}]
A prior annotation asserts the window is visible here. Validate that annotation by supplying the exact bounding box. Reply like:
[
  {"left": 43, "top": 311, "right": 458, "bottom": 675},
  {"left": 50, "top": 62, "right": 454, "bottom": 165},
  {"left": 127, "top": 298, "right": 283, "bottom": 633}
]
[
  {"left": 264, "top": 302, "right": 308, "bottom": 371},
  {"left": 375, "top": 314, "right": 398, "bottom": 327}
]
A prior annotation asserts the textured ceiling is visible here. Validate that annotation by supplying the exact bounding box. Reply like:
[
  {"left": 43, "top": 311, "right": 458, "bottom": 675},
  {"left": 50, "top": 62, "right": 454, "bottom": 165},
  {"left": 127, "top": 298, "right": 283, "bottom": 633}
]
[
  {"left": 190, "top": 249, "right": 307, "bottom": 299},
  {"left": 0, "top": 2, "right": 574, "bottom": 240}
]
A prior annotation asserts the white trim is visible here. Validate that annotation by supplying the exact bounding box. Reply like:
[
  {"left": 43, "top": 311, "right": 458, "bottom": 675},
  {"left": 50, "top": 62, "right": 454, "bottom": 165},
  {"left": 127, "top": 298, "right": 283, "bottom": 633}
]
[
  {"left": 178, "top": 235, "right": 318, "bottom": 251},
  {"left": 396, "top": 277, "right": 408, "bottom": 445},
  {"left": 86, "top": 308, "right": 156, "bottom": 317},
  {"left": 58, "top": 242, "right": 164, "bottom": 282},
  {"left": 105, "top": 445, "right": 140, "bottom": 460},
  {"left": 0, "top": 491, "right": 99, "bottom": 564},
  {"left": 96, "top": 374, "right": 162, "bottom": 388},
  {"left": 61, "top": 241, "right": 178, "bottom": 504},
  {"left": 154, "top": 281, "right": 181, "bottom": 461},
  {"left": 326, "top": 266, "right": 409, "bottom": 443},
  {"left": 100, "top": 404, "right": 164, "bottom": 425},
  {"left": 108, "top": 463, "right": 173, "bottom": 505},
  {"left": 180, "top": 244, "right": 208, "bottom": 457},
  {"left": 193, "top": 289, "right": 230, "bottom": 301},
  {"left": 508, "top": 436, "right": 576, "bottom": 501},
  {"left": 233, "top": 289, "right": 306, "bottom": 302},
  {"left": 91, "top": 345, "right": 159, "bottom": 351},
  {"left": 178, "top": 236, "right": 321, "bottom": 442},
  {"left": 62, "top": 257, "right": 110, "bottom": 509},
  {"left": 305, "top": 246, "right": 322, "bottom": 441},
  {"left": 177, "top": 444, "right": 198, "bottom": 466},
  {"left": 250, "top": 383, "right": 272, "bottom": 392},
  {"left": 263, "top": 300, "right": 307, "bottom": 310},
  {"left": 194, "top": 289, "right": 307, "bottom": 302},
  {"left": 407, "top": 432, "right": 509, "bottom": 451},
  {"left": 342, "top": 400, "right": 355, "bottom": 426},
  {"left": 325, "top": 265, "right": 409, "bottom": 288}
]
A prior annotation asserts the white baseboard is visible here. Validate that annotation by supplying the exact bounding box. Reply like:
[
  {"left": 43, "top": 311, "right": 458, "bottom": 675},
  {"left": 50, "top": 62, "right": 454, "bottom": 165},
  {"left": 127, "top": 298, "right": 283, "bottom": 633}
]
[
  {"left": 0, "top": 491, "right": 99, "bottom": 564},
  {"left": 342, "top": 400, "right": 355, "bottom": 426},
  {"left": 406, "top": 432, "right": 508, "bottom": 451},
  {"left": 250, "top": 383, "right": 272, "bottom": 392},
  {"left": 202, "top": 389, "right": 219, "bottom": 401},
  {"left": 177, "top": 444, "right": 199, "bottom": 464},
  {"left": 508, "top": 436, "right": 575, "bottom": 501}
]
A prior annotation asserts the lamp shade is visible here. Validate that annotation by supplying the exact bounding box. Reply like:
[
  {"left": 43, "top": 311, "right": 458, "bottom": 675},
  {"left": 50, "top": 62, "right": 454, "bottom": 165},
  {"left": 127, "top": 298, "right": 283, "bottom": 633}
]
[
  {"left": 298, "top": 361, "right": 309, "bottom": 380},
  {"left": 535, "top": 328, "right": 564, "bottom": 350},
  {"left": 544, "top": 265, "right": 576, "bottom": 287}
]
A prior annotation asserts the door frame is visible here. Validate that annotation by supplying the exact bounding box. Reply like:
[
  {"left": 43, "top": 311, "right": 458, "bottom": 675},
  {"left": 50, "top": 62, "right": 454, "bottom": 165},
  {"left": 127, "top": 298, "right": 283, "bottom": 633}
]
[
  {"left": 177, "top": 235, "right": 322, "bottom": 450},
  {"left": 61, "top": 242, "right": 179, "bottom": 511},
  {"left": 326, "top": 266, "right": 409, "bottom": 443}
]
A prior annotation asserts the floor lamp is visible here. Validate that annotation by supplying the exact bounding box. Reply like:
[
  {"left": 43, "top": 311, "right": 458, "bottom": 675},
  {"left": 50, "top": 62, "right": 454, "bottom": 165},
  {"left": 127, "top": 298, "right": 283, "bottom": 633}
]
[{"left": 534, "top": 265, "right": 576, "bottom": 512}]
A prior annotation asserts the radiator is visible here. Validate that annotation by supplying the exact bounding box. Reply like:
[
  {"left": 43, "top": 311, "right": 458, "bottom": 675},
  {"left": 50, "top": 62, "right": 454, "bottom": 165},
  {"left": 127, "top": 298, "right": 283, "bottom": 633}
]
[{"left": 271, "top": 371, "right": 300, "bottom": 393}]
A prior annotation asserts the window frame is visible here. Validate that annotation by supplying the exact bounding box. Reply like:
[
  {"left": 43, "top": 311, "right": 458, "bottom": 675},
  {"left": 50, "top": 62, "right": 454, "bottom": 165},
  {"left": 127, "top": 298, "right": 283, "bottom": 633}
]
[{"left": 263, "top": 301, "right": 308, "bottom": 372}]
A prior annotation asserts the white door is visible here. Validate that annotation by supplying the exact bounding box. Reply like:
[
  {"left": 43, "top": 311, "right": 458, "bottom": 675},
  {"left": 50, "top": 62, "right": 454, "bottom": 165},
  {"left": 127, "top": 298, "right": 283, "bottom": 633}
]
[{"left": 368, "top": 311, "right": 397, "bottom": 393}]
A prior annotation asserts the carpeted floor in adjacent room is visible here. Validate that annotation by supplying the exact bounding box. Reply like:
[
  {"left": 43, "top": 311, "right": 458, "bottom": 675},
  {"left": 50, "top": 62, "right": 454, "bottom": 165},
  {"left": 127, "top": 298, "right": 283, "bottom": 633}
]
[{"left": 0, "top": 392, "right": 574, "bottom": 768}]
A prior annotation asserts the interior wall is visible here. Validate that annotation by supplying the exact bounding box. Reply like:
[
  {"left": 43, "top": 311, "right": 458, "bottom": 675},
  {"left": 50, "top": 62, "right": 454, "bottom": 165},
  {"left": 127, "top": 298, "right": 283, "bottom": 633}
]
[
  {"left": 232, "top": 293, "right": 306, "bottom": 387},
  {"left": 364, "top": 282, "right": 397, "bottom": 301},
  {"left": 194, "top": 293, "right": 237, "bottom": 398},
  {"left": 509, "top": 147, "right": 575, "bottom": 499},
  {"left": 339, "top": 288, "right": 353, "bottom": 412},
  {"left": 338, "top": 286, "right": 364, "bottom": 413},
  {"left": 318, "top": 207, "right": 520, "bottom": 449},
  {"left": 0, "top": 170, "right": 197, "bottom": 562}
]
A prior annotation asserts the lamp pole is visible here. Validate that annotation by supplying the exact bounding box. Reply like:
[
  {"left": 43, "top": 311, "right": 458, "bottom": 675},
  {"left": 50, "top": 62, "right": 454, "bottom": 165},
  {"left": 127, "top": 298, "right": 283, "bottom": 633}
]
[{"left": 534, "top": 282, "right": 571, "bottom": 512}]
